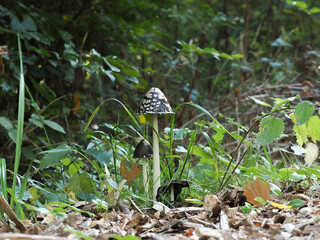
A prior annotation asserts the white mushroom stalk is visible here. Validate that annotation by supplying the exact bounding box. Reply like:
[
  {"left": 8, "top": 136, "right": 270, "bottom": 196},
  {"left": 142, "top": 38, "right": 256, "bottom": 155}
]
[
  {"left": 152, "top": 114, "right": 160, "bottom": 200},
  {"left": 136, "top": 87, "right": 174, "bottom": 200}
]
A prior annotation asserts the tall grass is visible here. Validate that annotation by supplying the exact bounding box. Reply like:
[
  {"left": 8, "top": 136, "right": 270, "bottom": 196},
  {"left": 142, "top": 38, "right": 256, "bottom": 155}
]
[{"left": 10, "top": 33, "right": 25, "bottom": 214}]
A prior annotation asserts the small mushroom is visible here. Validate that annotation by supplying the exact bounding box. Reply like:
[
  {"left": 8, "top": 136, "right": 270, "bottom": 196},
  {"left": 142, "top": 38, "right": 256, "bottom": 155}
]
[
  {"left": 137, "top": 87, "right": 174, "bottom": 200},
  {"left": 133, "top": 139, "right": 153, "bottom": 193}
]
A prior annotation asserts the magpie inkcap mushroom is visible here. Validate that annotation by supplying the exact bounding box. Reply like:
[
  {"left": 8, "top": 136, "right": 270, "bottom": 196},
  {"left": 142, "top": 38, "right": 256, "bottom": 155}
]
[
  {"left": 133, "top": 139, "right": 153, "bottom": 159},
  {"left": 137, "top": 87, "right": 174, "bottom": 115},
  {"left": 133, "top": 139, "right": 153, "bottom": 193},
  {"left": 136, "top": 87, "right": 174, "bottom": 200}
]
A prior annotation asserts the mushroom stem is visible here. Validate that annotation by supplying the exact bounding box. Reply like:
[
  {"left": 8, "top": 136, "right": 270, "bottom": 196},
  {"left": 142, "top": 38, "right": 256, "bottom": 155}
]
[
  {"left": 143, "top": 159, "right": 148, "bottom": 193},
  {"left": 170, "top": 185, "right": 174, "bottom": 202},
  {"left": 152, "top": 114, "right": 160, "bottom": 200}
]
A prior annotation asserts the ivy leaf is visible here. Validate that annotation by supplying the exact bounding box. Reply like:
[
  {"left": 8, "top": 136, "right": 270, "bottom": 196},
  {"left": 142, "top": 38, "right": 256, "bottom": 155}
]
[
  {"left": 255, "top": 116, "right": 284, "bottom": 146},
  {"left": 39, "top": 145, "right": 71, "bottom": 169},
  {"left": 295, "top": 101, "right": 314, "bottom": 126}
]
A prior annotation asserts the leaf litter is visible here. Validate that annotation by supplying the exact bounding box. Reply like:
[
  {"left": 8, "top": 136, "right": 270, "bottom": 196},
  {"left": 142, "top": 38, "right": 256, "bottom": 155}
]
[{"left": 2, "top": 181, "right": 320, "bottom": 239}]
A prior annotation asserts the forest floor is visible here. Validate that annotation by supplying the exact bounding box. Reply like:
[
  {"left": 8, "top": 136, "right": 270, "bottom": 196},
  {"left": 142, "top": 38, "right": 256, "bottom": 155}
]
[{"left": 1, "top": 184, "right": 319, "bottom": 240}]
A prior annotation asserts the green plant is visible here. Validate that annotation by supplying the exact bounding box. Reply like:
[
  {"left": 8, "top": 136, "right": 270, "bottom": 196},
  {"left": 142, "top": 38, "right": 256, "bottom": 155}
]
[{"left": 10, "top": 34, "right": 26, "bottom": 216}]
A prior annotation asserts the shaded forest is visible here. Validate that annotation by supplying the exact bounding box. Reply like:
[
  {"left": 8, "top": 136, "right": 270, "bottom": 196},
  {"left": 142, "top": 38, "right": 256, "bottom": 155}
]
[{"left": 0, "top": 0, "right": 320, "bottom": 239}]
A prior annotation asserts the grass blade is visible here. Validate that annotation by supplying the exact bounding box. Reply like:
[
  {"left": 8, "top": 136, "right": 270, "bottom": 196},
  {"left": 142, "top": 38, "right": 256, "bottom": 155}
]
[
  {"left": 10, "top": 33, "right": 25, "bottom": 212},
  {"left": 0, "top": 158, "right": 7, "bottom": 201}
]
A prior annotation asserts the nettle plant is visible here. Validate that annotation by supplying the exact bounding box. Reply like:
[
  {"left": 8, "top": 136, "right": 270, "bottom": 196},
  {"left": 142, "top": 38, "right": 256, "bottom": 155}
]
[
  {"left": 250, "top": 96, "right": 320, "bottom": 161},
  {"left": 219, "top": 96, "right": 320, "bottom": 188},
  {"left": 168, "top": 96, "right": 320, "bottom": 197}
]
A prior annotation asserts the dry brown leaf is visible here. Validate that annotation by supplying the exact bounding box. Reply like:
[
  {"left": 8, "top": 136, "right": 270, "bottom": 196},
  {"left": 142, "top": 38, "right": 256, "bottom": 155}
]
[
  {"left": 120, "top": 159, "right": 141, "bottom": 186},
  {"left": 243, "top": 177, "right": 272, "bottom": 206}
]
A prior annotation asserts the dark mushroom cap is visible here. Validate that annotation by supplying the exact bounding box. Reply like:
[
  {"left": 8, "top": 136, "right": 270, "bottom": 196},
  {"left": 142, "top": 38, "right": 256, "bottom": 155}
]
[
  {"left": 137, "top": 87, "right": 174, "bottom": 115},
  {"left": 133, "top": 139, "right": 153, "bottom": 158}
]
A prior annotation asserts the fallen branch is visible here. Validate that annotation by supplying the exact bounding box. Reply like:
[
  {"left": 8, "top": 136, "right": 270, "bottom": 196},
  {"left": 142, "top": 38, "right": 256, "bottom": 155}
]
[{"left": 0, "top": 195, "right": 27, "bottom": 232}]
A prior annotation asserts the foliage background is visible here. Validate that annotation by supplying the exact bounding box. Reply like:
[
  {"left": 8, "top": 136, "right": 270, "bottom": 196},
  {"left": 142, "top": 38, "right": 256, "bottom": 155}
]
[{"left": 0, "top": 0, "right": 319, "bottom": 206}]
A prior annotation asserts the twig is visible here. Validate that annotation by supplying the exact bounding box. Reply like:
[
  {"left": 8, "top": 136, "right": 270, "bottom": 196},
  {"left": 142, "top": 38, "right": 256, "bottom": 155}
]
[
  {"left": 128, "top": 197, "right": 144, "bottom": 215},
  {"left": 0, "top": 195, "right": 27, "bottom": 232},
  {"left": 219, "top": 119, "right": 260, "bottom": 190}
]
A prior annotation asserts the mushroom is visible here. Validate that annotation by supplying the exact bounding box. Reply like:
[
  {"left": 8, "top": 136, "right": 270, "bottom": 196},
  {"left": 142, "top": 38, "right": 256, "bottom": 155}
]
[
  {"left": 137, "top": 87, "right": 174, "bottom": 200},
  {"left": 133, "top": 139, "right": 153, "bottom": 193}
]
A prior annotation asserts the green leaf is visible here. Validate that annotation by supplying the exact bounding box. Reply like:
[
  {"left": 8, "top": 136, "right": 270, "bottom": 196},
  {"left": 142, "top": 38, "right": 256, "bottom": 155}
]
[
  {"left": 43, "top": 120, "right": 66, "bottom": 134},
  {"left": 0, "top": 116, "right": 13, "bottom": 130},
  {"left": 293, "top": 1, "right": 308, "bottom": 9},
  {"left": 306, "top": 116, "right": 320, "bottom": 143},
  {"left": 241, "top": 203, "right": 254, "bottom": 214},
  {"left": 192, "top": 145, "right": 211, "bottom": 159},
  {"left": 255, "top": 116, "right": 284, "bottom": 146},
  {"left": 254, "top": 197, "right": 268, "bottom": 206},
  {"left": 103, "top": 58, "right": 121, "bottom": 72},
  {"left": 100, "top": 67, "right": 115, "bottom": 82},
  {"left": 231, "top": 53, "right": 243, "bottom": 59},
  {"left": 219, "top": 52, "right": 233, "bottom": 59},
  {"left": 11, "top": 14, "right": 37, "bottom": 33},
  {"left": 295, "top": 101, "right": 314, "bottom": 126},
  {"left": 249, "top": 96, "right": 271, "bottom": 107},
  {"left": 310, "top": 7, "right": 320, "bottom": 14},
  {"left": 39, "top": 145, "right": 71, "bottom": 169},
  {"left": 108, "top": 235, "right": 141, "bottom": 240},
  {"left": 164, "top": 127, "right": 190, "bottom": 140},
  {"left": 185, "top": 198, "right": 204, "bottom": 205},
  {"left": 287, "top": 199, "right": 306, "bottom": 209},
  {"left": 271, "top": 96, "right": 297, "bottom": 113},
  {"left": 67, "top": 172, "right": 95, "bottom": 195}
]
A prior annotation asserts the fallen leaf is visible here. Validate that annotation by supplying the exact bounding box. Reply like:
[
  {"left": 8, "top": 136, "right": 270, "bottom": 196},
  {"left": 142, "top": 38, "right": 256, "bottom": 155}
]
[
  {"left": 120, "top": 159, "right": 141, "bottom": 186},
  {"left": 243, "top": 177, "right": 272, "bottom": 206},
  {"left": 270, "top": 201, "right": 292, "bottom": 209},
  {"left": 183, "top": 229, "right": 194, "bottom": 237},
  {"left": 305, "top": 142, "right": 319, "bottom": 166}
]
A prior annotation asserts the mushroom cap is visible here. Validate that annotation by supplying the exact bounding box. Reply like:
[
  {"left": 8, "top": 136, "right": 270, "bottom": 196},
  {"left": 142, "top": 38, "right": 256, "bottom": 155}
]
[
  {"left": 133, "top": 139, "right": 153, "bottom": 158},
  {"left": 137, "top": 87, "right": 174, "bottom": 115}
]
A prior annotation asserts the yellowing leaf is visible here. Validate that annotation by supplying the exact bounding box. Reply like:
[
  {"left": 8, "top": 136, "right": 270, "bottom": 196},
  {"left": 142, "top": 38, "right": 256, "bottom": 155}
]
[
  {"left": 138, "top": 115, "right": 147, "bottom": 124},
  {"left": 244, "top": 177, "right": 272, "bottom": 206},
  {"left": 270, "top": 201, "right": 292, "bottom": 209},
  {"left": 293, "top": 124, "right": 308, "bottom": 146},
  {"left": 306, "top": 116, "right": 320, "bottom": 143}
]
